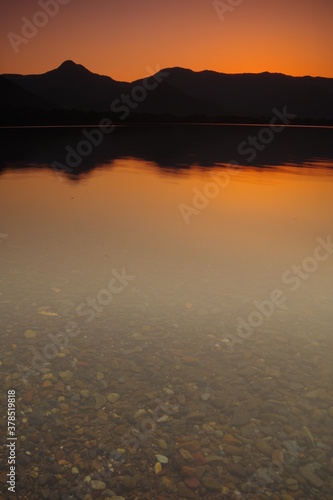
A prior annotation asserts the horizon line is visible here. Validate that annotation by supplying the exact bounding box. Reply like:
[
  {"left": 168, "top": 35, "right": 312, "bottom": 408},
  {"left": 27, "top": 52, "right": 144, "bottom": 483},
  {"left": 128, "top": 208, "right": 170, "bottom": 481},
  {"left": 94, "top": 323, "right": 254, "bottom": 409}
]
[{"left": 1, "top": 59, "right": 332, "bottom": 82}]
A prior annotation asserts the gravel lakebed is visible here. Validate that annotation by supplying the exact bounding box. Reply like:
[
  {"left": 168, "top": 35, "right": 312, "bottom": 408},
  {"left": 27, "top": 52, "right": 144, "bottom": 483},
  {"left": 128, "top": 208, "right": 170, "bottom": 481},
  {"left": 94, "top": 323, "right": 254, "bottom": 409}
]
[{"left": 1, "top": 308, "right": 333, "bottom": 499}]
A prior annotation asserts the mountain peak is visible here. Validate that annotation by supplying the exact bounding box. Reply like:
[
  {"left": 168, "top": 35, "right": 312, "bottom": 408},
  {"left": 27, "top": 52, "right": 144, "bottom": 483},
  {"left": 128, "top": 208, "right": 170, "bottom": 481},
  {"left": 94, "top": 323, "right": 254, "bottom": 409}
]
[
  {"left": 56, "top": 60, "right": 90, "bottom": 74},
  {"left": 59, "top": 60, "right": 79, "bottom": 68}
]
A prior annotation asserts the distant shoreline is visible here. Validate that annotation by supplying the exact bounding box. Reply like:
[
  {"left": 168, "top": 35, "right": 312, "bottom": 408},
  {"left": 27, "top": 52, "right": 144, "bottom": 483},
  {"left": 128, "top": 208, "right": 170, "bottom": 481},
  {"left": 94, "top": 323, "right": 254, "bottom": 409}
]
[{"left": 1, "top": 113, "right": 333, "bottom": 128}]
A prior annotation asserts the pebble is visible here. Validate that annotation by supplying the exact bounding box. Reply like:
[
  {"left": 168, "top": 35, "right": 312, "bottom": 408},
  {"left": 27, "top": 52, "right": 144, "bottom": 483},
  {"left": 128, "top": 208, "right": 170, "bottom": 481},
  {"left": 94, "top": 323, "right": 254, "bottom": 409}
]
[
  {"left": 181, "top": 466, "right": 196, "bottom": 478},
  {"left": 120, "top": 476, "right": 137, "bottom": 490},
  {"left": 177, "top": 394, "right": 186, "bottom": 405},
  {"left": 185, "top": 412, "right": 206, "bottom": 421},
  {"left": 184, "top": 477, "right": 200, "bottom": 489},
  {"left": 154, "top": 462, "right": 162, "bottom": 474},
  {"left": 91, "top": 480, "right": 106, "bottom": 490},
  {"left": 28, "top": 412, "right": 44, "bottom": 427},
  {"left": 179, "top": 448, "right": 194, "bottom": 461},
  {"left": 181, "top": 440, "right": 200, "bottom": 451},
  {"left": 305, "top": 388, "right": 326, "bottom": 400},
  {"left": 226, "top": 463, "right": 247, "bottom": 478},
  {"left": 2, "top": 359, "right": 16, "bottom": 369},
  {"left": 156, "top": 414, "right": 170, "bottom": 422},
  {"left": 201, "top": 476, "right": 222, "bottom": 491},
  {"left": 155, "top": 454, "right": 168, "bottom": 464},
  {"left": 177, "top": 485, "right": 196, "bottom": 498},
  {"left": 97, "top": 410, "right": 108, "bottom": 421},
  {"left": 223, "top": 433, "right": 241, "bottom": 445},
  {"left": 302, "top": 426, "right": 315, "bottom": 445},
  {"left": 285, "top": 477, "right": 299, "bottom": 490},
  {"left": 224, "top": 445, "right": 243, "bottom": 457},
  {"left": 231, "top": 408, "right": 251, "bottom": 426},
  {"left": 255, "top": 438, "right": 274, "bottom": 457},
  {"left": 107, "top": 392, "right": 120, "bottom": 403},
  {"left": 23, "top": 389, "right": 35, "bottom": 404},
  {"left": 94, "top": 393, "right": 106, "bottom": 409},
  {"left": 311, "top": 408, "right": 327, "bottom": 421},
  {"left": 299, "top": 466, "right": 324, "bottom": 488},
  {"left": 54, "top": 381, "right": 65, "bottom": 391},
  {"left": 157, "top": 438, "right": 168, "bottom": 450},
  {"left": 45, "top": 474, "right": 57, "bottom": 486},
  {"left": 204, "top": 455, "right": 224, "bottom": 464},
  {"left": 265, "top": 366, "right": 281, "bottom": 378},
  {"left": 58, "top": 370, "right": 73, "bottom": 384},
  {"left": 272, "top": 449, "right": 284, "bottom": 463},
  {"left": 134, "top": 408, "right": 146, "bottom": 418},
  {"left": 192, "top": 452, "right": 206, "bottom": 466},
  {"left": 163, "top": 387, "right": 174, "bottom": 395},
  {"left": 201, "top": 393, "right": 211, "bottom": 401},
  {"left": 44, "top": 432, "right": 55, "bottom": 447},
  {"left": 182, "top": 356, "right": 199, "bottom": 366},
  {"left": 202, "top": 423, "right": 214, "bottom": 434},
  {"left": 24, "top": 329, "right": 36, "bottom": 339}
]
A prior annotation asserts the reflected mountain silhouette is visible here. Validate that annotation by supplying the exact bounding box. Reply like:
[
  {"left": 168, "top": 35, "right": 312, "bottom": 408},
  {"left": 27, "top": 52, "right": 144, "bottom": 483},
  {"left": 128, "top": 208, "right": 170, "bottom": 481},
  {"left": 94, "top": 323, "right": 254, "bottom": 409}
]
[{"left": 0, "top": 124, "right": 332, "bottom": 180}]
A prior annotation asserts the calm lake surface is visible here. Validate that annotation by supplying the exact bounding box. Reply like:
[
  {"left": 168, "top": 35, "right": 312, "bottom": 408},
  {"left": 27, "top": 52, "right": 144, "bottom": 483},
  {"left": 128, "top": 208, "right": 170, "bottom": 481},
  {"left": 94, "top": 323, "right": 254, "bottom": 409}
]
[{"left": 0, "top": 125, "right": 333, "bottom": 499}]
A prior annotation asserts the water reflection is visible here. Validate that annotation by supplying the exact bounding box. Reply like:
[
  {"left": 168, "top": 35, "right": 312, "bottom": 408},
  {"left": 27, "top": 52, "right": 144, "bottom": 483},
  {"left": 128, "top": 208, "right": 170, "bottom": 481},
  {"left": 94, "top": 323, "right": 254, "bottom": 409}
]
[
  {"left": 1, "top": 126, "right": 333, "bottom": 498},
  {"left": 1, "top": 158, "right": 332, "bottom": 331},
  {"left": 0, "top": 124, "right": 332, "bottom": 179}
]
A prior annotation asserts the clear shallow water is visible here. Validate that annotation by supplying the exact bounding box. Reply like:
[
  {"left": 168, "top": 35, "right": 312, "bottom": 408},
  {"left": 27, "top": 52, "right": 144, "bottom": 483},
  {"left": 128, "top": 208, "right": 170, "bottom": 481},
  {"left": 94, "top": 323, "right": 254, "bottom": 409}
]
[{"left": 0, "top": 125, "right": 333, "bottom": 499}]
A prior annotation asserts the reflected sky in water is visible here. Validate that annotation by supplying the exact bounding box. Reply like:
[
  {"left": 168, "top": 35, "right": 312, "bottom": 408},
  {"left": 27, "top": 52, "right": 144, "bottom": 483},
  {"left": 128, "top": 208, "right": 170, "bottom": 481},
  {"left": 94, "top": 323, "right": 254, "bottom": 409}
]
[{"left": 0, "top": 125, "right": 333, "bottom": 342}]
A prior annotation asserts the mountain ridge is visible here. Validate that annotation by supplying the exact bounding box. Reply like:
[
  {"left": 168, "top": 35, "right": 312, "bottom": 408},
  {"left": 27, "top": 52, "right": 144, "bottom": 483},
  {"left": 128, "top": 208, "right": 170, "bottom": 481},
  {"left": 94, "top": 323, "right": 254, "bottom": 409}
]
[{"left": 1, "top": 61, "right": 333, "bottom": 124}]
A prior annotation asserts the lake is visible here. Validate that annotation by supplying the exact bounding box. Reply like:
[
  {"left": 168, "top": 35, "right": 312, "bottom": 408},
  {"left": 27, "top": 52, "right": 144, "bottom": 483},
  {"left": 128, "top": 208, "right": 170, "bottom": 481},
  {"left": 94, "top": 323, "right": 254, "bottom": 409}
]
[{"left": 0, "top": 124, "right": 333, "bottom": 499}]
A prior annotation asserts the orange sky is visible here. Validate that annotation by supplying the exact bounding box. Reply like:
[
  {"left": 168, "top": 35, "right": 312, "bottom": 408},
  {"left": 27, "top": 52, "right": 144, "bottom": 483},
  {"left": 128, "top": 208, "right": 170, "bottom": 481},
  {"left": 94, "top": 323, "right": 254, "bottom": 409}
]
[{"left": 1, "top": 0, "right": 333, "bottom": 81}]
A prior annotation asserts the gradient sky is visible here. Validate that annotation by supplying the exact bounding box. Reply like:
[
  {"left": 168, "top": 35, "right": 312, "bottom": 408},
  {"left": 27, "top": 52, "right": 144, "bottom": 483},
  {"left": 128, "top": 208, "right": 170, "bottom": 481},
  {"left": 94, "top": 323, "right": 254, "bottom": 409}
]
[{"left": 1, "top": 0, "right": 333, "bottom": 81}]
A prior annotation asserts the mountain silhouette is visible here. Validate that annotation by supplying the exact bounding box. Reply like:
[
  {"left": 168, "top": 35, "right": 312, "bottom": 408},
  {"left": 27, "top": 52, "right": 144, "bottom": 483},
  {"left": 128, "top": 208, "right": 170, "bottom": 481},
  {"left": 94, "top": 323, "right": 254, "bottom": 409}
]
[
  {"left": 0, "top": 75, "right": 52, "bottom": 110},
  {"left": 4, "top": 60, "right": 129, "bottom": 112},
  {"left": 162, "top": 67, "right": 333, "bottom": 119},
  {"left": 1, "top": 61, "right": 333, "bottom": 124}
]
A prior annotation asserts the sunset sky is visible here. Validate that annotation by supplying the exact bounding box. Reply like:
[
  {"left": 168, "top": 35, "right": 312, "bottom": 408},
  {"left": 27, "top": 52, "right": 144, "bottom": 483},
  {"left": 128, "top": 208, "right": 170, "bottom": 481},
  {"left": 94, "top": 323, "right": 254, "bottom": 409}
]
[{"left": 1, "top": 0, "right": 333, "bottom": 81}]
